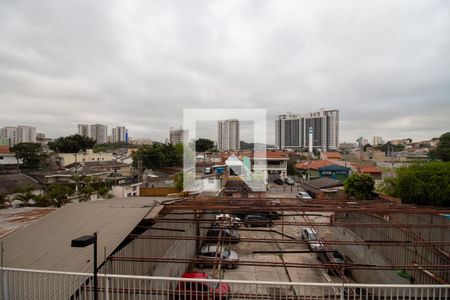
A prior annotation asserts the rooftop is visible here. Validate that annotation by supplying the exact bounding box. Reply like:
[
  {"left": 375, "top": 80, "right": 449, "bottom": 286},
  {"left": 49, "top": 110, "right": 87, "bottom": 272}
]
[
  {"left": 0, "top": 197, "right": 169, "bottom": 272},
  {"left": 295, "top": 160, "right": 335, "bottom": 170},
  {"left": 0, "top": 173, "right": 43, "bottom": 194}
]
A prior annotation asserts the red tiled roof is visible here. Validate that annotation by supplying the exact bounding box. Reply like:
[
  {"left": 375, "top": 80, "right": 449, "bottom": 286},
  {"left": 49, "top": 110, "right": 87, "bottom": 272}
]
[
  {"left": 322, "top": 152, "right": 342, "bottom": 159},
  {"left": 0, "top": 146, "right": 10, "bottom": 154},
  {"left": 295, "top": 160, "right": 335, "bottom": 170},
  {"left": 358, "top": 165, "right": 382, "bottom": 174}
]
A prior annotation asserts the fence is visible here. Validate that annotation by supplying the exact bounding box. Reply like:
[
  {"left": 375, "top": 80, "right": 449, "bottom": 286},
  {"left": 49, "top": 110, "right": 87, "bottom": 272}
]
[{"left": 1, "top": 267, "right": 450, "bottom": 300}]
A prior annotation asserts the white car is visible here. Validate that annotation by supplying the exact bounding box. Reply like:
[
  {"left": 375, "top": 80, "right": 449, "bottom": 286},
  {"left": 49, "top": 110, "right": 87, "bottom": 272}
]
[
  {"left": 196, "top": 245, "right": 239, "bottom": 269},
  {"left": 297, "top": 191, "right": 313, "bottom": 200},
  {"left": 214, "top": 213, "right": 241, "bottom": 228}
]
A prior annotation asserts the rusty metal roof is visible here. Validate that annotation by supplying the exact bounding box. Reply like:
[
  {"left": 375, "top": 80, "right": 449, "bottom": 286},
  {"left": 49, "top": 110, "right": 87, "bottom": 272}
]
[
  {"left": 0, "top": 207, "right": 55, "bottom": 238},
  {"left": 0, "top": 197, "right": 168, "bottom": 272}
]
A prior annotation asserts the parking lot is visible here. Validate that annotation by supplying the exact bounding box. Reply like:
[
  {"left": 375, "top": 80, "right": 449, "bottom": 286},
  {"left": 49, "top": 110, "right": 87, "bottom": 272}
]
[{"left": 191, "top": 210, "right": 353, "bottom": 285}]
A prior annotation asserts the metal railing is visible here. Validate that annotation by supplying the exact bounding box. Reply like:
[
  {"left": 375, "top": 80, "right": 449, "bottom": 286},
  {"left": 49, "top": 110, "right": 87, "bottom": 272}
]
[{"left": 1, "top": 267, "right": 449, "bottom": 300}]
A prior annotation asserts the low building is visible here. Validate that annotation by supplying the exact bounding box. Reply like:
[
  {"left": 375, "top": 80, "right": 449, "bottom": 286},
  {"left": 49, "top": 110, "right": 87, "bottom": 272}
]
[
  {"left": 221, "top": 178, "right": 266, "bottom": 198},
  {"left": 295, "top": 160, "right": 350, "bottom": 181},
  {"left": 300, "top": 177, "right": 345, "bottom": 200},
  {"left": 66, "top": 161, "right": 132, "bottom": 177},
  {"left": 0, "top": 146, "right": 22, "bottom": 171},
  {"left": 320, "top": 151, "right": 342, "bottom": 160},
  {"left": 58, "top": 149, "right": 114, "bottom": 167},
  {"left": 354, "top": 164, "right": 383, "bottom": 180},
  {"left": 112, "top": 182, "right": 142, "bottom": 198},
  {"left": 253, "top": 151, "right": 289, "bottom": 182}
]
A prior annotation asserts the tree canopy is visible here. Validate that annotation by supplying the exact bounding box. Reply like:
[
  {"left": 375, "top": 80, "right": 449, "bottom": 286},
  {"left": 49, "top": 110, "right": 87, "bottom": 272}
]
[
  {"left": 132, "top": 143, "right": 183, "bottom": 170},
  {"left": 195, "top": 138, "right": 215, "bottom": 152},
  {"left": 49, "top": 134, "right": 96, "bottom": 153},
  {"left": 344, "top": 173, "right": 375, "bottom": 200},
  {"left": 433, "top": 132, "right": 450, "bottom": 162},
  {"left": 10, "top": 143, "right": 46, "bottom": 169},
  {"left": 381, "top": 162, "right": 450, "bottom": 207}
]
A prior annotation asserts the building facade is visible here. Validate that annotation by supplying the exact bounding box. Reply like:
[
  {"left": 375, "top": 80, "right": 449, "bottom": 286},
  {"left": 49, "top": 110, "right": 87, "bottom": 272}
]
[
  {"left": 112, "top": 126, "right": 127, "bottom": 143},
  {"left": 217, "top": 119, "right": 240, "bottom": 151},
  {"left": 89, "top": 124, "right": 107, "bottom": 144},
  {"left": 16, "top": 126, "right": 36, "bottom": 144},
  {"left": 372, "top": 136, "right": 383, "bottom": 146},
  {"left": 275, "top": 109, "right": 339, "bottom": 151},
  {"left": 77, "top": 124, "right": 89, "bottom": 137},
  {"left": 169, "top": 129, "right": 185, "bottom": 145},
  {"left": 0, "top": 127, "right": 17, "bottom": 146}
]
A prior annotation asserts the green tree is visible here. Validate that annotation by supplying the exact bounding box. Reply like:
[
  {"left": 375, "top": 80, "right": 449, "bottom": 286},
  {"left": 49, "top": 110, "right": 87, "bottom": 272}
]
[
  {"left": 195, "top": 138, "right": 215, "bottom": 152},
  {"left": 240, "top": 141, "right": 254, "bottom": 150},
  {"left": 174, "top": 172, "right": 184, "bottom": 191},
  {"left": 13, "top": 186, "right": 37, "bottom": 206},
  {"left": 0, "top": 194, "right": 11, "bottom": 207},
  {"left": 287, "top": 158, "right": 298, "bottom": 176},
  {"left": 388, "top": 162, "right": 450, "bottom": 207},
  {"left": 433, "top": 132, "right": 450, "bottom": 162},
  {"left": 97, "top": 186, "right": 111, "bottom": 197},
  {"left": 10, "top": 143, "right": 45, "bottom": 169},
  {"left": 49, "top": 134, "right": 96, "bottom": 153},
  {"left": 46, "top": 184, "right": 74, "bottom": 207},
  {"left": 132, "top": 143, "right": 183, "bottom": 170},
  {"left": 344, "top": 173, "right": 375, "bottom": 200}
]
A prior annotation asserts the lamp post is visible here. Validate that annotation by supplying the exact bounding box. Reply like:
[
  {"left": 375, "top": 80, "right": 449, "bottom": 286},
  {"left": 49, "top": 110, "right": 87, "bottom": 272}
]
[{"left": 71, "top": 233, "right": 98, "bottom": 300}]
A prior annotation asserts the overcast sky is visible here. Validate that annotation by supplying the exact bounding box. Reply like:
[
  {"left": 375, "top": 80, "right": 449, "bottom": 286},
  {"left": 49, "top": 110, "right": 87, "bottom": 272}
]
[{"left": 1, "top": 0, "right": 449, "bottom": 144}]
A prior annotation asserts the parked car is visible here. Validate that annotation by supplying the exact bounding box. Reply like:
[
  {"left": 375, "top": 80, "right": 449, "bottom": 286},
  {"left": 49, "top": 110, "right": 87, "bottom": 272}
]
[
  {"left": 196, "top": 245, "right": 239, "bottom": 269},
  {"left": 297, "top": 191, "right": 312, "bottom": 200},
  {"left": 273, "top": 178, "right": 284, "bottom": 185},
  {"left": 205, "top": 227, "right": 240, "bottom": 244},
  {"left": 244, "top": 214, "right": 273, "bottom": 227},
  {"left": 234, "top": 211, "right": 280, "bottom": 221},
  {"left": 175, "top": 272, "right": 231, "bottom": 300},
  {"left": 213, "top": 214, "right": 241, "bottom": 228},
  {"left": 284, "top": 177, "right": 295, "bottom": 185},
  {"left": 317, "top": 250, "right": 352, "bottom": 276},
  {"left": 301, "top": 227, "right": 324, "bottom": 252}
]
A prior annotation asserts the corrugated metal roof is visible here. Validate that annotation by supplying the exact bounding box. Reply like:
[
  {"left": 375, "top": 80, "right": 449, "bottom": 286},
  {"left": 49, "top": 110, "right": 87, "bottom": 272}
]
[{"left": 0, "top": 197, "right": 169, "bottom": 272}]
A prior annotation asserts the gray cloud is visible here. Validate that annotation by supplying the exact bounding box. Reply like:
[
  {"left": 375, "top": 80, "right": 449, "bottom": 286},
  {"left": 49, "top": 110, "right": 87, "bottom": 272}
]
[{"left": 1, "top": 0, "right": 449, "bottom": 143}]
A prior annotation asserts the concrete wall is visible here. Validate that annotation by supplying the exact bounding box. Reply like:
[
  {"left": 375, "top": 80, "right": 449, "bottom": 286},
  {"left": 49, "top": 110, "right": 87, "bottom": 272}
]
[
  {"left": 335, "top": 212, "right": 450, "bottom": 284},
  {"left": 140, "top": 187, "right": 179, "bottom": 196}
]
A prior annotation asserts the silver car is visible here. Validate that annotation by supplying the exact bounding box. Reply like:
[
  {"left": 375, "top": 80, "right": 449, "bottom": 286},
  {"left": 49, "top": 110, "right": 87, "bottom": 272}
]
[
  {"left": 297, "top": 191, "right": 313, "bottom": 200},
  {"left": 301, "top": 227, "right": 324, "bottom": 252},
  {"left": 196, "top": 245, "right": 239, "bottom": 269}
]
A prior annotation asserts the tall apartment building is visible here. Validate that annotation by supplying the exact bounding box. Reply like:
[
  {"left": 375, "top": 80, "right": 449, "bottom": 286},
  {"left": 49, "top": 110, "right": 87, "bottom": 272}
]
[
  {"left": 275, "top": 109, "right": 339, "bottom": 151},
  {"left": 112, "top": 126, "right": 127, "bottom": 143},
  {"left": 77, "top": 124, "right": 89, "bottom": 137},
  {"left": 89, "top": 124, "right": 107, "bottom": 144},
  {"left": 16, "top": 125, "right": 37, "bottom": 144},
  {"left": 169, "top": 129, "right": 186, "bottom": 145},
  {"left": 217, "top": 119, "right": 240, "bottom": 151},
  {"left": 0, "top": 126, "right": 17, "bottom": 146},
  {"left": 372, "top": 136, "right": 383, "bottom": 146}
]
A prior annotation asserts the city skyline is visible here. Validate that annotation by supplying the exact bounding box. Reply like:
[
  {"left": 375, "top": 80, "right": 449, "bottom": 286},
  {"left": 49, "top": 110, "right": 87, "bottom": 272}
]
[{"left": 1, "top": 1, "right": 449, "bottom": 143}]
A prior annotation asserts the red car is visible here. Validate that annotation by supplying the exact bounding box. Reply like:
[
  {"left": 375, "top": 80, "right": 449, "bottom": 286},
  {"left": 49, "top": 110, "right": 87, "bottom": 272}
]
[{"left": 174, "top": 272, "right": 231, "bottom": 300}]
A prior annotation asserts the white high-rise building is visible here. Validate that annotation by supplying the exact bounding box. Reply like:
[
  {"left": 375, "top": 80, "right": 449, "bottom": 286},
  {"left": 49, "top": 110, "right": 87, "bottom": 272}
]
[
  {"left": 112, "top": 126, "right": 127, "bottom": 143},
  {"left": 275, "top": 109, "right": 339, "bottom": 151},
  {"left": 217, "top": 119, "right": 240, "bottom": 151},
  {"left": 0, "top": 126, "right": 17, "bottom": 146},
  {"left": 89, "top": 124, "right": 107, "bottom": 144},
  {"left": 169, "top": 129, "right": 186, "bottom": 145},
  {"left": 372, "top": 136, "right": 383, "bottom": 146},
  {"left": 77, "top": 124, "right": 89, "bottom": 137},
  {"left": 16, "top": 125, "right": 37, "bottom": 144}
]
